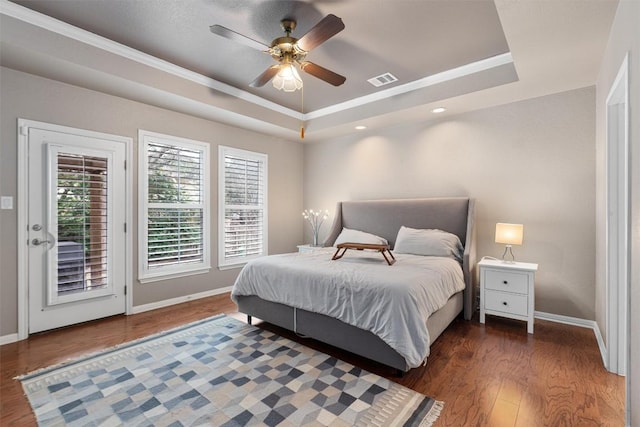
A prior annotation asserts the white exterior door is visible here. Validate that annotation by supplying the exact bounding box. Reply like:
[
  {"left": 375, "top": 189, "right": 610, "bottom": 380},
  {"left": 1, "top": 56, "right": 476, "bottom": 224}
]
[{"left": 26, "top": 126, "right": 127, "bottom": 333}]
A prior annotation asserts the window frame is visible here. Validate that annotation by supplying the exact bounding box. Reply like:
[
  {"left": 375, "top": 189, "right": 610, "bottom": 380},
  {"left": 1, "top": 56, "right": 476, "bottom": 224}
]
[
  {"left": 138, "top": 130, "right": 211, "bottom": 283},
  {"left": 218, "top": 145, "right": 268, "bottom": 269}
]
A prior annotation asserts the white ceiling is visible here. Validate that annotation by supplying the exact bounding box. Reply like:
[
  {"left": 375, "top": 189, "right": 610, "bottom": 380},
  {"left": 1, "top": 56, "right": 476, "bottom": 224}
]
[{"left": 0, "top": 0, "right": 618, "bottom": 142}]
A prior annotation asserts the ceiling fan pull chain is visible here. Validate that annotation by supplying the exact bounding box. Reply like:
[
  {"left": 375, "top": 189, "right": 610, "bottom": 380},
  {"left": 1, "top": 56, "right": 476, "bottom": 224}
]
[{"left": 300, "top": 85, "right": 305, "bottom": 139}]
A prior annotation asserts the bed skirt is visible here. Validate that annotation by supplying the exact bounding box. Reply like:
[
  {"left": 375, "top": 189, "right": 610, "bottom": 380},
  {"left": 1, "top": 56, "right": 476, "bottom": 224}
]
[{"left": 235, "top": 291, "right": 463, "bottom": 372}]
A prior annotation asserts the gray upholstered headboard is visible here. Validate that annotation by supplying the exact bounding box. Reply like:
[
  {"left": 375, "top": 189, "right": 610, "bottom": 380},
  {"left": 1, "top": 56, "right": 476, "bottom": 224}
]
[{"left": 323, "top": 197, "right": 477, "bottom": 320}]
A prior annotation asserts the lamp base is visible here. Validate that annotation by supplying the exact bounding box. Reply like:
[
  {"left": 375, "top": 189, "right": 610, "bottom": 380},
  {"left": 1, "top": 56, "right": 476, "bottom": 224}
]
[{"left": 501, "top": 245, "right": 516, "bottom": 263}]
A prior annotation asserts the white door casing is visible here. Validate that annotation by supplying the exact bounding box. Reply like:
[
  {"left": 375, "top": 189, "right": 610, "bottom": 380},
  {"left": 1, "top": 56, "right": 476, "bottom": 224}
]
[
  {"left": 17, "top": 119, "right": 133, "bottom": 338},
  {"left": 605, "top": 53, "right": 629, "bottom": 376}
]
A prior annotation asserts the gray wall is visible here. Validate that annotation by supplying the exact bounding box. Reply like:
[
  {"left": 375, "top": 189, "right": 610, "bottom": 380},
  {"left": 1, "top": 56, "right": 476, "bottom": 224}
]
[
  {"left": 595, "top": 0, "right": 639, "bottom": 423},
  {"left": 0, "top": 67, "right": 304, "bottom": 336},
  {"left": 304, "top": 87, "right": 596, "bottom": 320}
]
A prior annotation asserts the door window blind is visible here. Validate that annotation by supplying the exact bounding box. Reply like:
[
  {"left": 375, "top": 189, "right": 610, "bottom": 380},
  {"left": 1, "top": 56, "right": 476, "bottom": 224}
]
[{"left": 56, "top": 153, "right": 108, "bottom": 294}]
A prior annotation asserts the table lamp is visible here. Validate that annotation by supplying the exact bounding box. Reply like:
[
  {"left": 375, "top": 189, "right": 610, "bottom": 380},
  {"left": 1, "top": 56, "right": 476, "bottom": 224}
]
[{"left": 495, "top": 223, "right": 523, "bottom": 263}]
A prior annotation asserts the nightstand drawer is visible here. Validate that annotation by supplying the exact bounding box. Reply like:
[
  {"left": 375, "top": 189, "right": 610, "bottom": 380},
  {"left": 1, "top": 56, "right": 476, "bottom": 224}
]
[
  {"left": 484, "top": 269, "right": 529, "bottom": 294},
  {"left": 484, "top": 290, "right": 528, "bottom": 316}
]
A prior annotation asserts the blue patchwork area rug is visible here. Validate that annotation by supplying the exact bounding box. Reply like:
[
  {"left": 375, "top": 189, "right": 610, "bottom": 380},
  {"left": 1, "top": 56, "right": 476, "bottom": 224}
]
[{"left": 18, "top": 314, "right": 443, "bottom": 426}]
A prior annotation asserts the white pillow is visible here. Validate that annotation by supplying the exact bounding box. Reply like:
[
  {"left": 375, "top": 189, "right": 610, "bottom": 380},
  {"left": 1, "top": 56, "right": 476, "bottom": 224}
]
[
  {"left": 334, "top": 227, "right": 388, "bottom": 246},
  {"left": 394, "top": 226, "right": 463, "bottom": 260}
]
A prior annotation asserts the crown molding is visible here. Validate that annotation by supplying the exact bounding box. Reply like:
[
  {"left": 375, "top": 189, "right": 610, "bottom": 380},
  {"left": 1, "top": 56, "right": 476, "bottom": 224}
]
[{"left": 305, "top": 52, "right": 513, "bottom": 120}]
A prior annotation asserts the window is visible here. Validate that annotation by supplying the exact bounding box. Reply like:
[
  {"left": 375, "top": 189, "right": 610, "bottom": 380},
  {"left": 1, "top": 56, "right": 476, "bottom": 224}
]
[
  {"left": 139, "top": 130, "right": 210, "bottom": 282},
  {"left": 218, "top": 146, "right": 268, "bottom": 268}
]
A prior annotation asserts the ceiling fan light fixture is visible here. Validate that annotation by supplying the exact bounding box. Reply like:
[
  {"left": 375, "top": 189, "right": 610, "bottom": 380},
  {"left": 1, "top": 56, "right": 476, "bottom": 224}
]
[
  {"left": 211, "top": 14, "right": 345, "bottom": 90},
  {"left": 272, "top": 63, "right": 303, "bottom": 92}
]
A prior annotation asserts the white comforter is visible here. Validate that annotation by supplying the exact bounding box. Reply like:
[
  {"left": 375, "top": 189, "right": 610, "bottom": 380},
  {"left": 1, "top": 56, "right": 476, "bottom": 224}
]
[{"left": 230, "top": 248, "right": 465, "bottom": 368}]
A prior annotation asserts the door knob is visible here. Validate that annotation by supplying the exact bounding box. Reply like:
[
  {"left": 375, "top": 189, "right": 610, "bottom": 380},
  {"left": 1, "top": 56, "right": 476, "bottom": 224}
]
[{"left": 32, "top": 238, "right": 51, "bottom": 246}]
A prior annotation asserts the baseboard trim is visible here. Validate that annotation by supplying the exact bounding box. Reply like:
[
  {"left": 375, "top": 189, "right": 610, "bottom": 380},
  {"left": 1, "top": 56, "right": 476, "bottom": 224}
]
[
  {"left": 0, "top": 333, "right": 19, "bottom": 346},
  {"left": 131, "top": 287, "right": 233, "bottom": 315},
  {"left": 592, "top": 322, "right": 607, "bottom": 368},
  {"left": 534, "top": 310, "right": 594, "bottom": 328},
  {"left": 534, "top": 310, "right": 607, "bottom": 367}
]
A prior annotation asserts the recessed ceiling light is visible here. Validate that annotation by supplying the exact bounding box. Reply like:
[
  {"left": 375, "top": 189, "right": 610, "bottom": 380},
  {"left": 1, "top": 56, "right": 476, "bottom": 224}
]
[
  {"left": 431, "top": 107, "right": 447, "bottom": 114},
  {"left": 355, "top": 125, "right": 367, "bottom": 130}
]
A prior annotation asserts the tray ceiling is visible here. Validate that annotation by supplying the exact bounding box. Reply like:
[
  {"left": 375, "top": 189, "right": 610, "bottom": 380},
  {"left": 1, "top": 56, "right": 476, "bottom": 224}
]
[{"left": 0, "top": 0, "right": 618, "bottom": 141}]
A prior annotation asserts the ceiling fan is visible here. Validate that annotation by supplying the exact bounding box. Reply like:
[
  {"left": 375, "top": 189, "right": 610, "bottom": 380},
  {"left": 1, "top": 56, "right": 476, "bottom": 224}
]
[{"left": 210, "top": 14, "right": 346, "bottom": 92}]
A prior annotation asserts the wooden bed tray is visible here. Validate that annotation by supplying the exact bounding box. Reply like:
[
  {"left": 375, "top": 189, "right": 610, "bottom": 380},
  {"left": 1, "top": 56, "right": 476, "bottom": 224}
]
[{"left": 331, "top": 242, "right": 396, "bottom": 265}]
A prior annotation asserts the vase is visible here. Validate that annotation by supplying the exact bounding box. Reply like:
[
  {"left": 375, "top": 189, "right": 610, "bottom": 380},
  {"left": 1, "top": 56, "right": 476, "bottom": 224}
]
[{"left": 312, "top": 233, "right": 319, "bottom": 247}]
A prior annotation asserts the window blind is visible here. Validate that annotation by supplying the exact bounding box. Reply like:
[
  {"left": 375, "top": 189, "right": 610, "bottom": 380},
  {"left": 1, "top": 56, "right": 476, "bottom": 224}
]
[
  {"left": 146, "top": 142, "right": 204, "bottom": 268},
  {"left": 220, "top": 147, "right": 267, "bottom": 266},
  {"left": 56, "top": 153, "right": 108, "bottom": 293}
]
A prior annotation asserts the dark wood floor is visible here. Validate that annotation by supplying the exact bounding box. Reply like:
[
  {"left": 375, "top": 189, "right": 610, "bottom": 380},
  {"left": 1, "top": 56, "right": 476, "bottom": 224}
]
[{"left": 0, "top": 293, "right": 625, "bottom": 426}]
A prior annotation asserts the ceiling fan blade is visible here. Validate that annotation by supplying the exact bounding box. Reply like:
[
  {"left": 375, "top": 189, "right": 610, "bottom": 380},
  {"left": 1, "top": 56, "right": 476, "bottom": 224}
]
[
  {"left": 299, "top": 61, "right": 346, "bottom": 86},
  {"left": 250, "top": 65, "right": 281, "bottom": 87},
  {"left": 209, "top": 25, "right": 268, "bottom": 51},
  {"left": 296, "top": 14, "right": 345, "bottom": 52}
]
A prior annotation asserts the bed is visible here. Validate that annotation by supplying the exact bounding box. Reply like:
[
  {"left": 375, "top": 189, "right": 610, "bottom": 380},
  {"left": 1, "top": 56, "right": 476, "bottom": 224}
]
[{"left": 232, "top": 197, "right": 477, "bottom": 373}]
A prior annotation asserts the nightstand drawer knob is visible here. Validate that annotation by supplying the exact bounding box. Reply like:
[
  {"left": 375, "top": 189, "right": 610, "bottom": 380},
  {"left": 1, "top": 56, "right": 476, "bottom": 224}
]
[
  {"left": 503, "top": 280, "right": 508, "bottom": 284},
  {"left": 502, "top": 301, "right": 508, "bottom": 306}
]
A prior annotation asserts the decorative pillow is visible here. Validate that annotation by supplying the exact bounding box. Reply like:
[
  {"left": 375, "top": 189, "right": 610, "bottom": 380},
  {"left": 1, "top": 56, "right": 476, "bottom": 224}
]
[
  {"left": 334, "top": 227, "right": 388, "bottom": 246},
  {"left": 393, "top": 226, "right": 463, "bottom": 261}
]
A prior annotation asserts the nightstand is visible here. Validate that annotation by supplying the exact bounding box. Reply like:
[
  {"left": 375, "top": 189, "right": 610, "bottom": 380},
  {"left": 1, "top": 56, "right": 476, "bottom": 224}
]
[
  {"left": 297, "top": 244, "right": 324, "bottom": 253},
  {"left": 479, "top": 259, "right": 538, "bottom": 334}
]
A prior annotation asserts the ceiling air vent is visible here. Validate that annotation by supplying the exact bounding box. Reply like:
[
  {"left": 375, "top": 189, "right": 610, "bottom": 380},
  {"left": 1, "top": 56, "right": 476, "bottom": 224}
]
[{"left": 367, "top": 72, "right": 398, "bottom": 87}]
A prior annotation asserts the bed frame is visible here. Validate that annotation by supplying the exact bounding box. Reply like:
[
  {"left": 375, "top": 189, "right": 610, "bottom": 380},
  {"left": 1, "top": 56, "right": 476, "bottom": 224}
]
[{"left": 236, "top": 197, "right": 477, "bottom": 372}]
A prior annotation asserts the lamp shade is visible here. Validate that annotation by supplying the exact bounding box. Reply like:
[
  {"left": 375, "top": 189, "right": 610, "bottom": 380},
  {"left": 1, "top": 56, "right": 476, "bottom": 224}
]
[
  {"left": 272, "top": 63, "right": 303, "bottom": 92},
  {"left": 495, "top": 223, "right": 523, "bottom": 245}
]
